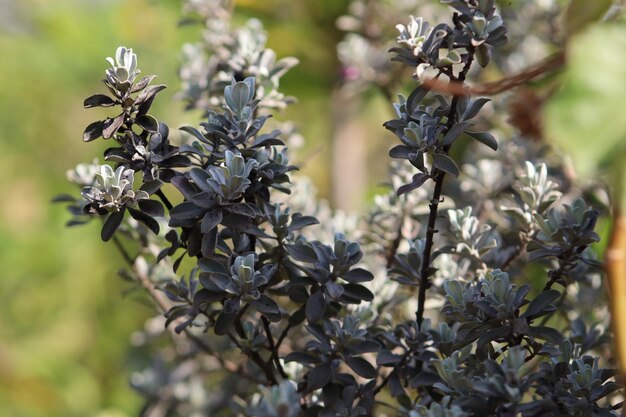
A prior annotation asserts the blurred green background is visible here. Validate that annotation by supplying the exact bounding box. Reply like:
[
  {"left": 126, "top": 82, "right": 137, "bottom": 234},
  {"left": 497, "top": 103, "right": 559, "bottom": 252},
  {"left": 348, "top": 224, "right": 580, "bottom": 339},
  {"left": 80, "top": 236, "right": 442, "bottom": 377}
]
[{"left": 0, "top": 0, "right": 359, "bottom": 415}]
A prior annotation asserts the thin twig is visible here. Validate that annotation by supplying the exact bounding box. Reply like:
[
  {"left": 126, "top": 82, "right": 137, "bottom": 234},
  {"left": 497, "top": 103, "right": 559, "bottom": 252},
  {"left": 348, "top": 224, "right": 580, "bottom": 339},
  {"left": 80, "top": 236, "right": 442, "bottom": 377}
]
[
  {"left": 422, "top": 51, "right": 565, "bottom": 97},
  {"left": 233, "top": 317, "right": 278, "bottom": 384},
  {"left": 110, "top": 236, "right": 259, "bottom": 382},
  {"left": 262, "top": 317, "right": 287, "bottom": 379},
  {"left": 276, "top": 322, "right": 292, "bottom": 349},
  {"left": 112, "top": 235, "right": 135, "bottom": 265},
  {"left": 501, "top": 232, "right": 530, "bottom": 271},
  {"left": 156, "top": 189, "right": 173, "bottom": 211},
  {"left": 543, "top": 246, "right": 578, "bottom": 291},
  {"left": 416, "top": 48, "right": 475, "bottom": 329},
  {"left": 385, "top": 213, "right": 405, "bottom": 270},
  {"left": 372, "top": 351, "right": 409, "bottom": 396},
  {"left": 416, "top": 177, "right": 446, "bottom": 329}
]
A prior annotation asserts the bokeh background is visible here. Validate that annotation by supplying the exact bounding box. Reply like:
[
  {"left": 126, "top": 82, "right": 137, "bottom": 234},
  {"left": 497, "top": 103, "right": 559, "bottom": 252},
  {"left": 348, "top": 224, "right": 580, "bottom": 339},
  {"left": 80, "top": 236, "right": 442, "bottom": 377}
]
[{"left": 0, "top": 0, "right": 384, "bottom": 415}]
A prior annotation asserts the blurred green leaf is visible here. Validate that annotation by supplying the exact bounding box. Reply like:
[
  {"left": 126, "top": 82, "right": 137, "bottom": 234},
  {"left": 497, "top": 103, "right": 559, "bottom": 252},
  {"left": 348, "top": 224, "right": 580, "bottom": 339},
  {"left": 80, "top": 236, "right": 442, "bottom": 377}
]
[
  {"left": 545, "top": 24, "right": 626, "bottom": 178},
  {"left": 565, "top": 0, "right": 613, "bottom": 37}
]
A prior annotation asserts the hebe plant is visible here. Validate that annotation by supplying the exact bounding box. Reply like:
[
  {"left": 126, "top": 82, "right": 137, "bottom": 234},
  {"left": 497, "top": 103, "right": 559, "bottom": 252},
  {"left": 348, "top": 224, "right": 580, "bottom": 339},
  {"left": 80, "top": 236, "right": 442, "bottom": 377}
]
[{"left": 57, "top": 0, "right": 622, "bottom": 415}]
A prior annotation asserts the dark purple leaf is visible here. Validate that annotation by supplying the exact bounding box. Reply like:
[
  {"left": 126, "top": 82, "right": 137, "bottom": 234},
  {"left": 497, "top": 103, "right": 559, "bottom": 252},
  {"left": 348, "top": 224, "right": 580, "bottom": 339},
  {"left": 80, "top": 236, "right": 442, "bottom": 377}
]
[
  {"left": 226, "top": 203, "right": 259, "bottom": 218},
  {"left": 409, "top": 371, "right": 442, "bottom": 388},
  {"left": 101, "top": 209, "right": 125, "bottom": 241},
  {"left": 130, "top": 75, "right": 156, "bottom": 93},
  {"left": 463, "top": 98, "right": 491, "bottom": 120},
  {"left": 180, "top": 125, "right": 210, "bottom": 144},
  {"left": 377, "top": 349, "right": 403, "bottom": 366},
  {"left": 201, "top": 209, "right": 222, "bottom": 233},
  {"left": 214, "top": 298, "right": 239, "bottom": 335},
  {"left": 397, "top": 173, "right": 429, "bottom": 195},
  {"left": 306, "top": 290, "right": 326, "bottom": 322},
  {"left": 389, "top": 145, "right": 413, "bottom": 159},
  {"left": 170, "top": 201, "right": 205, "bottom": 220},
  {"left": 83, "top": 120, "right": 104, "bottom": 142},
  {"left": 442, "top": 121, "right": 471, "bottom": 146},
  {"left": 136, "top": 114, "right": 159, "bottom": 132},
  {"left": 188, "top": 192, "right": 218, "bottom": 209},
  {"left": 286, "top": 244, "right": 318, "bottom": 263},
  {"left": 102, "top": 114, "right": 125, "bottom": 139},
  {"left": 285, "top": 351, "right": 318, "bottom": 364},
  {"left": 201, "top": 227, "right": 218, "bottom": 257},
  {"left": 432, "top": 153, "right": 460, "bottom": 177},
  {"left": 128, "top": 207, "right": 160, "bottom": 235},
  {"left": 139, "top": 179, "right": 164, "bottom": 194},
  {"left": 104, "top": 147, "right": 129, "bottom": 163},
  {"left": 466, "top": 131, "right": 498, "bottom": 151},
  {"left": 306, "top": 361, "right": 332, "bottom": 392},
  {"left": 198, "top": 257, "right": 230, "bottom": 276},
  {"left": 289, "top": 213, "right": 319, "bottom": 232},
  {"left": 523, "top": 290, "right": 561, "bottom": 319},
  {"left": 84, "top": 94, "right": 116, "bottom": 108},
  {"left": 345, "top": 357, "right": 376, "bottom": 379},
  {"left": 251, "top": 294, "right": 281, "bottom": 320},
  {"left": 193, "top": 289, "right": 224, "bottom": 306},
  {"left": 135, "top": 85, "right": 166, "bottom": 116},
  {"left": 341, "top": 283, "right": 374, "bottom": 302},
  {"left": 138, "top": 199, "right": 164, "bottom": 217},
  {"left": 342, "top": 268, "right": 374, "bottom": 283}
]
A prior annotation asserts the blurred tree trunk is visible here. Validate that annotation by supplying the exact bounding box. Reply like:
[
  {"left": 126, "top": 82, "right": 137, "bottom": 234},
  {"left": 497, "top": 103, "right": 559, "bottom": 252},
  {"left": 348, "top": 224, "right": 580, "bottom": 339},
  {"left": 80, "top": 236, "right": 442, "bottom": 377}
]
[{"left": 331, "top": 88, "right": 368, "bottom": 211}]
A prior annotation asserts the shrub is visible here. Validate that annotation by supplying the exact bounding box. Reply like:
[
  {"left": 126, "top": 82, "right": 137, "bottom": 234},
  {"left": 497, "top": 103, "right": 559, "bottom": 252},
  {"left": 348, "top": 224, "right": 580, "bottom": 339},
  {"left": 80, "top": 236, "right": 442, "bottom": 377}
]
[{"left": 57, "top": 0, "right": 622, "bottom": 415}]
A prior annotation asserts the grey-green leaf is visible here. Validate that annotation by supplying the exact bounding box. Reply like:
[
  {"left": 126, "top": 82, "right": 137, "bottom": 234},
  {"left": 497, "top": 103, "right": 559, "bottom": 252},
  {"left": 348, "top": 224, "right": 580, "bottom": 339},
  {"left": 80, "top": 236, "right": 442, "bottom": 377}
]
[
  {"left": 523, "top": 289, "right": 561, "bottom": 319},
  {"left": 442, "top": 121, "right": 471, "bottom": 146},
  {"left": 466, "top": 131, "right": 498, "bottom": 151},
  {"left": 102, "top": 115, "right": 125, "bottom": 139},
  {"left": 432, "top": 153, "right": 460, "bottom": 177}
]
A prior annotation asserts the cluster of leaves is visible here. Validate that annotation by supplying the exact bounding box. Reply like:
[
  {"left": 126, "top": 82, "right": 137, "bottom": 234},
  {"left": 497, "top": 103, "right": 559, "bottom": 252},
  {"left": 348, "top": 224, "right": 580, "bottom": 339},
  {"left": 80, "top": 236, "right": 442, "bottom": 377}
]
[
  {"left": 57, "top": 0, "right": 622, "bottom": 416},
  {"left": 59, "top": 41, "right": 382, "bottom": 414},
  {"left": 385, "top": 0, "right": 501, "bottom": 194},
  {"left": 179, "top": 0, "right": 298, "bottom": 112}
]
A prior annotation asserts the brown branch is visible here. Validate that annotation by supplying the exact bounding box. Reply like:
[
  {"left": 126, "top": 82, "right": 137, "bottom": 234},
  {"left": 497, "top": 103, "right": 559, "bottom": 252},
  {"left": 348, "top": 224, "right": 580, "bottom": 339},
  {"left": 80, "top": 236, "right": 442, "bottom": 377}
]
[
  {"left": 112, "top": 235, "right": 135, "bottom": 265},
  {"left": 606, "top": 210, "right": 626, "bottom": 414},
  {"left": 422, "top": 51, "right": 565, "bottom": 97},
  {"left": 501, "top": 232, "right": 530, "bottom": 271}
]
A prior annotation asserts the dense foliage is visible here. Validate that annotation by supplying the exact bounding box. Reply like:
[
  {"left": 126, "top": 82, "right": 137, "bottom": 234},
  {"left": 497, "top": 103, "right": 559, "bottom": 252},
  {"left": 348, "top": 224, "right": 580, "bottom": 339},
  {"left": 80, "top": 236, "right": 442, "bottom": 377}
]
[{"left": 57, "top": 0, "right": 622, "bottom": 416}]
